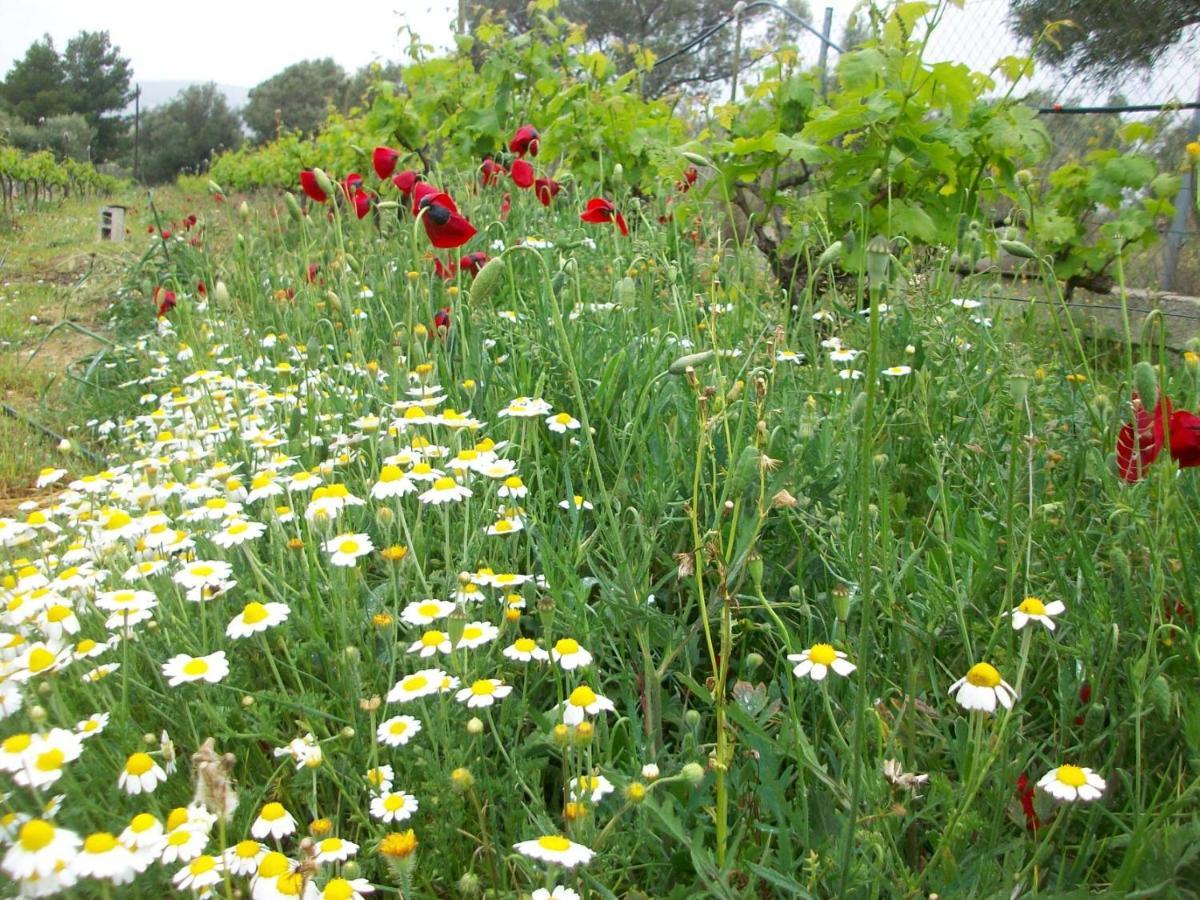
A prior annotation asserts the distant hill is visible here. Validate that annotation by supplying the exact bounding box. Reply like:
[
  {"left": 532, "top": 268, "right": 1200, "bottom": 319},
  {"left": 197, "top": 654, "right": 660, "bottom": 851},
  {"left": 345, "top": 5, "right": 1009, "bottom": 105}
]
[{"left": 126, "top": 82, "right": 251, "bottom": 113}]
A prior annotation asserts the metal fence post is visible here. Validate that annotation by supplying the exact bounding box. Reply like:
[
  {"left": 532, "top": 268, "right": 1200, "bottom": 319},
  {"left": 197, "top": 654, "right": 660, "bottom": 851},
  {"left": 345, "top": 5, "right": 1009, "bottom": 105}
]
[
  {"left": 730, "top": 2, "right": 747, "bottom": 102},
  {"left": 817, "top": 6, "right": 834, "bottom": 97},
  {"left": 1162, "top": 73, "right": 1200, "bottom": 292}
]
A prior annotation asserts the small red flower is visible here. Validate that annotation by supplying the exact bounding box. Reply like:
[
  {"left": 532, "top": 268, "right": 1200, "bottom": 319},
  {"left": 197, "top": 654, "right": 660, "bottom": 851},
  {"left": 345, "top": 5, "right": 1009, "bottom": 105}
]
[
  {"left": 480, "top": 158, "right": 506, "bottom": 187},
  {"left": 534, "top": 177, "right": 561, "bottom": 207},
  {"left": 392, "top": 170, "right": 422, "bottom": 197},
  {"left": 511, "top": 159, "right": 534, "bottom": 189},
  {"left": 410, "top": 181, "right": 439, "bottom": 215},
  {"left": 160, "top": 229, "right": 172, "bottom": 240},
  {"left": 434, "top": 306, "right": 451, "bottom": 333},
  {"left": 300, "top": 170, "right": 328, "bottom": 203},
  {"left": 418, "top": 192, "right": 477, "bottom": 249},
  {"left": 340, "top": 173, "right": 364, "bottom": 199},
  {"left": 196, "top": 281, "right": 207, "bottom": 296},
  {"left": 154, "top": 286, "right": 176, "bottom": 318},
  {"left": 1016, "top": 774, "right": 1040, "bottom": 831},
  {"left": 1168, "top": 409, "right": 1200, "bottom": 468},
  {"left": 500, "top": 193, "right": 511, "bottom": 221},
  {"left": 459, "top": 251, "right": 488, "bottom": 277},
  {"left": 1116, "top": 394, "right": 1170, "bottom": 482},
  {"left": 373, "top": 146, "right": 401, "bottom": 180},
  {"left": 509, "top": 124, "right": 540, "bottom": 158},
  {"left": 306, "top": 263, "right": 321, "bottom": 284},
  {"left": 183, "top": 213, "right": 198, "bottom": 230},
  {"left": 581, "top": 197, "right": 628, "bottom": 236},
  {"left": 352, "top": 189, "right": 372, "bottom": 219}
]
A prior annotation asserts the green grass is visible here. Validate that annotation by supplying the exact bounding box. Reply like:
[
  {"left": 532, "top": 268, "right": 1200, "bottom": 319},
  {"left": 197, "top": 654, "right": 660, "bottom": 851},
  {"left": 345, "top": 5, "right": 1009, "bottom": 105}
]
[{"left": 1, "top": 175, "right": 1199, "bottom": 898}]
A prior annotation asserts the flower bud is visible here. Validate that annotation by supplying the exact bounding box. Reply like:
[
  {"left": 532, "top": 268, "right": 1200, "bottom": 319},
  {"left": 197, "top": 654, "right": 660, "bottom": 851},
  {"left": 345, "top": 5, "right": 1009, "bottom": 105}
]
[
  {"left": 470, "top": 257, "right": 506, "bottom": 305},
  {"left": 642, "top": 763, "right": 660, "bottom": 781},
  {"left": 684, "top": 709, "right": 701, "bottom": 729},
  {"left": 284, "top": 192, "right": 302, "bottom": 222},
  {"left": 466, "top": 717, "right": 484, "bottom": 735},
  {"left": 457, "top": 872, "right": 481, "bottom": 896},
  {"left": 214, "top": 281, "right": 230, "bottom": 303},
  {"left": 999, "top": 239, "right": 1038, "bottom": 260},
  {"left": 313, "top": 168, "right": 335, "bottom": 197},
  {"left": 1133, "top": 361, "right": 1159, "bottom": 406},
  {"left": 681, "top": 762, "right": 705, "bottom": 786},
  {"left": 238, "top": 200, "right": 250, "bottom": 219},
  {"left": 451, "top": 767, "right": 474, "bottom": 790}
]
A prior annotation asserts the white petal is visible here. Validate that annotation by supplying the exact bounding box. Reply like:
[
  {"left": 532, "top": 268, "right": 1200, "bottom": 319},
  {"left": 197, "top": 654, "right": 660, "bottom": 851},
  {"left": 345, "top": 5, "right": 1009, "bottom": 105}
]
[
  {"left": 810, "top": 664, "right": 828, "bottom": 681},
  {"left": 831, "top": 658, "right": 856, "bottom": 676},
  {"left": 1044, "top": 601, "right": 1066, "bottom": 615}
]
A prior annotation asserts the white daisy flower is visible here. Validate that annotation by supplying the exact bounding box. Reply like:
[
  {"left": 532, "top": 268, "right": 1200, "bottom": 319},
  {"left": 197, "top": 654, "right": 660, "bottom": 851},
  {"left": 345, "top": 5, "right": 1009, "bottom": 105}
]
[
  {"left": 456, "top": 678, "right": 512, "bottom": 708},
  {"left": 251, "top": 802, "right": 297, "bottom": 840},
  {"left": 376, "top": 715, "right": 422, "bottom": 748},
  {"left": 787, "top": 643, "right": 856, "bottom": 681},
  {"left": 1037, "top": 765, "right": 1106, "bottom": 802},
  {"left": 226, "top": 601, "right": 290, "bottom": 638},
  {"left": 325, "top": 533, "right": 374, "bottom": 567},
  {"left": 387, "top": 668, "right": 454, "bottom": 703},
  {"left": 545, "top": 412, "right": 581, "bottom": 433},
  {"left": 369, "top": 790, "right": 418, "bottom": 823},
  {"left": 456, "top": 621, "right": 499, "bottom": 650},
  {"left": 419, "top": 477, "right": 472, "bottom": 505},
  {"left": 550, "top": 638, "right": 592, "bottom": 671},
  {"left": 400, "top": 599, "right": 455, "bottom": 626},
  {"left": 1009, "top": 596, "right": 1066, "bottom": 632},
  {"left": 503, "top": 637, "right": 549, "bottom": 663},
  {"left": 513, "top": 835, "right": 594, "bottom": 868},
  {"left": 161, "top": 651, "right": 229, "bottom": 687},
  {"left": 561, "top": 685, "right": 615, "bottom": 725},
  {"left": 118, "top": 752, "right": 168, "bottom": 795},
  {"left": 948, "top": 662, "right": 1017, "bottom": 714}
]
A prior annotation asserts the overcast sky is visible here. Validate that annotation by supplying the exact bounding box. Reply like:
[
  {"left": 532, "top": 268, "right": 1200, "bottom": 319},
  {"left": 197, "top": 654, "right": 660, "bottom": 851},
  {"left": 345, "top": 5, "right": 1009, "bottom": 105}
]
[{"left": 0, "top": 0, "right": 460, "bottom": 86}]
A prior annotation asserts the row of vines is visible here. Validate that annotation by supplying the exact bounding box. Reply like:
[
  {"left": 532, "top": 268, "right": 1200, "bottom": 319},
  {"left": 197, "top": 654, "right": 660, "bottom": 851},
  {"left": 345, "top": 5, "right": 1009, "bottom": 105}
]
[{"left": 0, "top": 146, "right": 125, "bottom": 215}]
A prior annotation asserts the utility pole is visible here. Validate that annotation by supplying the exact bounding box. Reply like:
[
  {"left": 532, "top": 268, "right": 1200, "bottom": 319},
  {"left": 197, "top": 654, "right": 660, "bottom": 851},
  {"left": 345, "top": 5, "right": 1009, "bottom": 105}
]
[
  {"left": 133, "top": 84, "right": 141, "bottom": 183},
  {"left": 458, "top": 0, "right": 467, "bottom": 36}
]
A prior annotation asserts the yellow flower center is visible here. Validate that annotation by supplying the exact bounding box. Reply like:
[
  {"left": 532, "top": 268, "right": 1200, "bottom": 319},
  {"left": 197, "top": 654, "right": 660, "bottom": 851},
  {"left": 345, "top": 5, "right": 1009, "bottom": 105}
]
[
  {"left": 325, "top": 879, "right": 354, "bottom": 900},
  {"left": 462, "top": 625, "right": 483, "bottom": 640},
  {"left": 470, "top": 679, "right": 496, "bottom": 696},
  {"left": 191, "top": 565, "right": 214, "bottom": 578},
  {"left": 76, "top": 638, "right": 97, "bottom": 654},
  {"left": 965, "top": 662, "right": 1002, "bottom": 688},
  {"left": 130, "top": 813, "right": 158, "bottom": 834},
  {"left": 338, "top": 540, "right": 360, "bottom": 555},
  {"left": 420, "top": 631, "right": 447, "bottom": 648},
  {"left": 20, "top": 820, "right": 55, "bottom": 851},
  {"left": 258, "top": 851, "right": 289, "bottom": 878},
  {"left": 569, "top": 686, "right": 597, "bottom": 707},
  {"left": 411, "top": 463, "right": 432, "bottom": 476},
  {"left": 183, "top": 659, "right": 210, "bottom": 677},
  {"left": 555, "top": 638, "right": 580, "bottom": 656},
  {"left": 379, "top": 465, "right": 403, "bottom": 482},
  {"left": 84, "top": 833, "right": 119, "bottom": 854},
  {"left": 537, "top": 835, "right": 572, "bottom": 852},
  {"left": 379, "top": 829, "right": 417, "bottom": 858},
  {"left": 383, "top": 793, "right": 408, "bottom": 812},
  {"left": 261, "top": 802, "right": 285, "bottom": 821},
  {"left": 125, "top": 752, "right": 155, "bottom": 775},
  {"left": 190, "top": 855, "right": 217, "bottom": 874},
  {"left": 3, "top": 733, "right": 32, "bottom": 753},
  {"left": 1017, "top": 597, "right": 1047, "bottom": 616},
  {"left": 417, "top": 603, "right": 440, "bottom": 617},
  {"left": 35, "top": 749, "right": 64, "bottom": 772},
  {"left": 492, "top": 520, "right": 513, "bottom": 533},
  {"left": 46, "top": 605, "right": 72, "bottom": 623},
  {"left": 514, "top": 638, "right": 537, "bottom": 653},
  {"left": 389, "top": 720, "right": 409, "bottom": 735},
  {"left": 276, "top": 872, "right": 307, "bottom": 896},
  {"left": 167, "top": 829, "right": 191, "bottom": 847},
  {"left": 165, "top": 808, "right": 189, "bottom": 830},
  {"left": 554, "top": 413, "right": 573, "bottom": 424},
  {"left": 808, "top": 643, "right": 837, "bottom": 666},
  {"left": 432, "top": 477, "right": 457, "bottom": 491},
  {"left": 401, "top": 675, "right": 428, "bottom": 691},
  {"left": 28, "top": 647, "right": 56, "bottom": 672},
  {"left": 1055, "top": 765, "right": 1087, "bottom": 787},
  {"left": 242, "top": 602, "right": 269, "bottom": 624},
  {"left": 234, "top": 839, "right": 261, "bottom": 858}
]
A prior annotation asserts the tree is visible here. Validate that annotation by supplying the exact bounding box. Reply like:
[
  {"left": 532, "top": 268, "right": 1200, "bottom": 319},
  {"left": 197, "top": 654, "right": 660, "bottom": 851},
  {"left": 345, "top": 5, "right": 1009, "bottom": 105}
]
[
  {"left": 1, "top": 36, "right": 71, "bottom": 123},
  {"left": 1009, "top": 0, "right": 1200, "bottom": 82},
  {"left": 242, "top": 59, "right": 349, "bottom": 143},
  {"left": 61, "top": 31, "right": 133, "bottom": 161},
  {"left": 468, "top": 0, "right": 811, "bottom": 97},
  {"left": 5, "top": 113, "right": 95, "bottom": 160},
  {"left": 139, "top": 83, "right": 242, "bottom": 184}
]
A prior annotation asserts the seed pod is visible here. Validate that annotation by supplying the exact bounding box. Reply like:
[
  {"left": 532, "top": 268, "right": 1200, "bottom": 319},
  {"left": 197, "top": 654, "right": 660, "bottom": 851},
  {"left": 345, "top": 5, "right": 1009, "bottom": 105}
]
[
  {"left": 999, "top": 239, "right": 1038, "bottom": 259},
  {"left": 615, "top": 275, "right": 636, "bottom": 306},
  {"left": 284, "top": 192, "right": 302, "bottom": 222},
  {"left": 1133, "top": 361, "right": 1158, "bottom": 406},
  {"left": 470, "top": 257, "right": 506, "bottom": 305},
  {"left": 816, "top": 240, "right": 843, "bottom": 269},
  {"left": 681, "top": 151, "right": 711, "bottom": 167},
  {"left": 326, "top": 290, "right": 342, "bottom": 313},
  {"left": 668, "top": 349, "right": 715, "bottom": 375}
]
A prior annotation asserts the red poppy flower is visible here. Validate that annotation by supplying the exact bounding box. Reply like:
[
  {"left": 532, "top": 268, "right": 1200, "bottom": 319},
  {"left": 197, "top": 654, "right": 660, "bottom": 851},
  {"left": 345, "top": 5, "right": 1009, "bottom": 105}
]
[
  {"left": 340, "top": 173, "right": 364, "bottom": 200},
  {"left": 511, "top": 159, "right": 534, "bottom": 189},
  {"left": 1116, "top": 394, "right": 1170, "bottom": 482},
  {"left": 459, "top": 251, "right": 488, "bottom": 277},
  {"left": 1016, "top": 774, "right": 1040, "bottom": 831},
  {"left": 534, "top": 177, "right": 561, "bottom": 207},
  {"left": 373, "top": 146, "right": 401, "bottom": 180},
  {"left": 410, "top": 181, "right": 439, "bottom": 215},
  {"left": 160, "top": 229, "right": 172, "bottom": 240},
  {"left": 434, "top": 306, "right": 451, "bottom": 333},
  {"left": 183, "top": 213, "right": 198, "bottom": 230},
  {"left": 581, "top": 197, "right": 628, "bottom": 236},
  {"left": 480, "top": 158, "right": 506, "bottom": 187},
  {"left": 434, "top": 258, "right": 457, "bottom": 279},
  {"left": 1168, "top": 409, "right": 1200, "bottom": 468},
  {"left": 392, "top": 170, "right": 421, "bottom": 197},
  {"left": 418, "top": 192, "right": 477, "bottom": 249},
  {"left": 300, "top": 170, "right": 328, "bottom": 203},
  {"left": 196, "top": 281, "right": 207, "bottom": 296},
  {"left": 306, "top": 263, "right": 321, "bottom": 284},
  {"left": 509, "top": 124, "right": 539, "bottom": 157},
  {"left": 351, "top": 189, "right": 371, "bottom": 220},
  {"left": 500, "top": 193, "right": 511, "bottom": 221},
  {"left": 154, "top": 286, "right": 176, "bottom": 318}
]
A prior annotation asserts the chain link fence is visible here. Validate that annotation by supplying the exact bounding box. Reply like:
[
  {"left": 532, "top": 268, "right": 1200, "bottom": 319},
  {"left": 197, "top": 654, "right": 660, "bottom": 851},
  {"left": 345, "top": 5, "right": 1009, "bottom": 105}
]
[{"left": 735, "top": 0, "right": 1200, "bottom": 295}]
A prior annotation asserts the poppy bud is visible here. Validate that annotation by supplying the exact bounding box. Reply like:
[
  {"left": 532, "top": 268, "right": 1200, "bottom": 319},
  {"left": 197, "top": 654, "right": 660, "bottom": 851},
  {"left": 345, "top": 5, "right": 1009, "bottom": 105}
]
[
  {"left": 849, "top": 392, "right": 868, "bottom": 424},
  {"left": 312, "top": 168, "right": 335, "bottom": 197},
  {"left": 1000, "top": 239, "right": 1038, "bottom": 259},
  {"left": 284, "top": 192, "right": 302, "bottom": 222},
  {"left": 207, "top": 179, "right": 224, "bottom": 196},
  {"left": 866, "top": 234, "right": 890, "bottom": 285},
  {"left": 615, "top": 275, "right": 635, "bottom": 306},
  {"left": 668, "top": 349, "right": 715, "bottom": 375},
  {"left": 1008, "top": 376, "right": 1030, "bottom": 405},
  {"left": 238, "top": 201, "right": 250, "bottom": 219},
  {"left": 470, "top": 257, "right": 506, "bottom": 305},
  {"left": 681, "top": 151, "right": 712, "bottom": 167},
  {"left": 681, "top": 762, "right": 705, "bottom": 786},
  {"left": 1133, "top": 361, "right": 1159, "bottom": 408},
  {"left": 214, "top": 281, "right": 230, "bottom": 303},
  {"left": 326, "top": 291, "right": 342, "bottom": 313},
  {"left": 612, "top": 163, "right": 624, "bottom": 185},
  {"left": 816, "top": 241, "right": 843, "bottom": 269}
]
